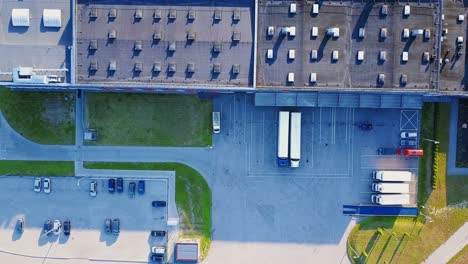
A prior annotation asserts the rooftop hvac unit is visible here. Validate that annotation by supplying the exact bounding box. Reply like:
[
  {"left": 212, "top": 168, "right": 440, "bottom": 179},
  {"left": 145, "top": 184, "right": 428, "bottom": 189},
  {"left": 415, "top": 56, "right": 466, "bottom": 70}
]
[
  {"left": 214, "top": 10, "right": 222, "bottom": 20},
  {"left": 108, "top": 29, "right": 117, "bottom": 39},
  {"left": 289, "top": 26, "right": 296, "bottom": 37},
  {"left": 310, "top": 72, "right": 317, "bottom": 83},
  {"left": 424, "top": 29, "right": 431, "bottom": 40},
  {"left": 326, "top": 27, "right": 339, "bottom": 37},
  {"left": 401, "top": 74, "right": 407, "bottom": 85},
  {"left": 312, "top": 4, "right": 319, "bottom": 14},
  {"left": 311, "top": 49, "right": 318, "bottom": 60},
  {"left": 423, "top": 52, "right": 430, "bottom": 63},
  {"left": 153, "top": 62, "right": 162, "bottom": 72},
  {"left": 109, "top": 61, "right": 116, "bottom": 71},
  {"left": 267, "top": 26, "right": 275, "bottom": 36},
  {"left": 213, "top": 63, "right": 221, "bottom": 73},
  {"left": 43, "top": 9, "right": 62, "bottom": 28},
  {"left": 381, "top": 5, "right": 388, "bottom": 16},
  {"left": 168, "top": 42, "right": 176, "bottom": 51},
  {"left": 109, "top": 8, "right": 117, "bottom": 18},
  {"left": 187, "top": 31, "right": 196, "bottom": 41},
  {"left": 11, "top": 9, "right": 30, "bottom": 27},
  {"left": 402, "top": 51, "right": 408, "bottom": 62},
  {"left": 458, "top": 14, "right": 465, "bottom": 22},
  {"left": 168, "top": 62, "right": 176, "bottom": 72},
  {"left": 134, "top": 63, "right": 143, "bottom": 72},
  {"left": 89, "top": 40, "right": 98, "bottom": 50},
  {"left": 332, "top": 50, "right": 339, "bottom": 61},
  {"left": 154, "top": 10, "right": 162, "bottom": 19},
  {"left": 357, "top": 50, "right": 365, "bottom": 61},
  {"left": 411, "top": 29, "right": 423, "bottom": 37},
  {"left": 134, "top": 41, "right": 142, "bottom": 51},
  {"left": 379, "top": 50, "right": 386, "bottom": 61},
  {"left": 290, "top": 3, "right": 297, "bottom": 14},
  {"left": 89, "top": 60, "right": 98, "bottom": 71},
  {"left": 232, "top": 31, "right": 241, "bottom": 41},
  {"left": 135, "top": 9, "right": 143, "bottom": 19},
  {"left": 153, "top": 30, "right": 162, "bottom": 40},
  {"left": 232, "top": 64, "right": 240, "bottom": 75},
  {"left": 378, "top": 73, "right": 385, "bottom": 84},
  {"left": 90, "top": 8, "right": 98, "bottom": 18},
  {"left": 267, "top": 49, "right": 274, "bottom": 59},
  {"left": 213, "top": 42, "right": 222, "bottom": 53},
  {"left": 288, "top": 49, "right": 296, "bottom": 60},
  {"left": 380, "top": 28, "right": 387, "bottom": 38},
  {"left": 188, "top": 9, "right": 195, "bottom": 20},
  {"left": 187, "top": 63, "right": 195, "bottom": 73},
  {"left": 168, "top": 9, "right": 177, "bottom": 20},
  {"left": 402, "top": 28, "right": 409, "bottom": 39},
  {"left": 358, "top": 28, "right": 365, "bottom": 38},
  {"left": 311, "top": 27, "right": 318, "bottom": 37},
  {"left": 287, "top": 72, "right": 294, "bottom": 83},
  {"left": 233, "top": 10, "right": 241, "bottom": 21},
  {"left": 403, "top": 5, "right": 411, "bottom": 16}
]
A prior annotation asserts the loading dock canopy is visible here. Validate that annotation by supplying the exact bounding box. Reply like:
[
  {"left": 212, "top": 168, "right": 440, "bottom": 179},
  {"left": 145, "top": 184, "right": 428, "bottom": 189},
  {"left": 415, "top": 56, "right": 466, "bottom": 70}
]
[
  {"left": 12, "top": 9, "right": 30, "bottom": 27},
  {"left": 43, "top": 9, "right": 62, "bottom": 28}
]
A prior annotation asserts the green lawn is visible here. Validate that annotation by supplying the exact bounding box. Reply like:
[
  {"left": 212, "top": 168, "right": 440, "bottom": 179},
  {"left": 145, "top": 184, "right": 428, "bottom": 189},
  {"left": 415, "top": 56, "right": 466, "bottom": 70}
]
[
  {"left": 448, "top": 245, "right": 468, "bottom": 264},
  {"left": 85, "top": 92, "right": 212, "bottom": 146},
  {"left": 0, "top": 87, "right": 75, "bottom": 144},
  {"left": 348, "top": 103, "right": 468, "bottom": 264},
  {"left": 0, "top": 160, "right": 75, "bottom": 176},
  {"left": 84, "top": 162, "right": 212, "bottom": 259}
]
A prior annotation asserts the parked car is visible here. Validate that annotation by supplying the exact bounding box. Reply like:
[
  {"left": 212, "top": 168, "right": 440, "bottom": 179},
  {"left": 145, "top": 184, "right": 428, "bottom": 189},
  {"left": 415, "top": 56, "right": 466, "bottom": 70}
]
[
  {"left": 116, "top": 178, "right": 124, "bottom": 193},
  {"left": 34, "top": 177, "right": 42, "bottom": 192},
  {"left": 108, "top": 179, "right": 115, "bottom": 193},
  {"left": 112, "top": 219, "right": 120, "bottom": 234},
  {"left": 150, "top": 230, "right": 166, "bottom": 237},
  {"left": 53, "top": 219, "right": 61, "bottom": 235},
  {"left": 401, "top": 139, "right": 417, "bottom": 147},
  {"left": 400, "top": 131, "right": 417, "bottom": 138},
  {"left": 104, "top": 218, "right": 112, "bottom": 233},
  {"left": 16, "top": 218, "right": 24, "bottom": 233},
  {"left": 151, "top": 246, "right": 165, "bottom": 262},
  {"left": 63, "top": 220, "right": 71, "bottom": 236},
  {"left": 152, "top": 201, "right": 167, "bottom": 207},
  {"left": 138, "top": 180, "right": 145, "bottom": 195},
  {"left": 43, "top": 178, "right": 51, "bottom": 194},
  {"left": 90, "top": 181, "right": 97, "bottom": 197},
  {"left": 129, "top": 182, "right": 136, "bottom": 197},
  {"left": 44, "top": 220, "right": 53, "bottom": 235}
]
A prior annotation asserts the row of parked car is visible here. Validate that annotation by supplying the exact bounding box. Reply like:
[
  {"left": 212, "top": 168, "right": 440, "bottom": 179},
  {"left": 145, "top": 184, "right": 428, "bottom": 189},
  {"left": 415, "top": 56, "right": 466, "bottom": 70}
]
[
  {"left": 400, "top": 131, "right": 418, "bottom": 147},
  {"left": 107, "top": 178, "right": 145, "bottom": 196},
  {"left": 34, "top": 177, "right": 51, "bottom": 193},
  {"left": 15, "top": 218, "right": 71, "bottom": 236}
]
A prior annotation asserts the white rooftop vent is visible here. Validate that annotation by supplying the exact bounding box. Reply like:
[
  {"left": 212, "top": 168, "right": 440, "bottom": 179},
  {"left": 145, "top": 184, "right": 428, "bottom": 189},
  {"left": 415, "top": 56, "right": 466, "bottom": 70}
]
[
  {"left": 378, "top": 73, "right": 385, "bottom": 84},
  {"left": 380, "top": 28, "right": 387, "bottom": 38},
  {"left": 402, "top": 51, "right": 409, "bottom": 62},
  {"left": 43, "top": 9, "right": 62, "bottom": 28},
  {"left": 312, "top": 4, "right": 319, "bottom": 14},
  {"left": 311, "top": 27, "right": 318, "bottom": 37},
  {"left": 403, "top": 28, "right": 410, "bottom": 39},
  {"left": 267, "top": 26, "right": 275, "bottom": 37},
  {"left": 311, "top": 50, "right": 318, "bottom": 60},
  {"left": 357, "top": 50, "right": 364, "bottom": 61},
  {"left": 423, "top": 52, "right": 430, "bottom": 63},
  {"left": 424, "top": 29, "right": 431, "bottom": 40},
  {"left": 232, "top": 64, "right": 240, "bottom": 75},
  {"left": 287, "top": 72, "right": 294, "bottom": 83},
  {"left": 404, "top": 5, "right": 411, "bottom": 16},
  {"left": 289, "top": 26, "right": 296, "bottom": 37},
  {"left": 358, "top": 28, "right": 365, "bottom": 38},
  {"left": 12, "top": 9, "right": 30, "bottom": 27},
  {"left": 381, "top": 5, "right": 388, "bottom": 16},
  {"left": 267, "top": 49, "right": 274, "bottom": 59},
  {"left": 332, "top": 50, "right": 339, "bottom": 61},
  {"left": 326, "top": 28, "right": 340, "bottom": 38},
  {"left": 310, "top": 72, "right": 317, "bottom": 83},
  {"left": 379, "top": 50, "right": 387, "bottom": 61},
  {"left": 290, "top": 3, "right": 297, "bottom": 14},
  {"left": 288, "top": 49, "right": 296, "bottom": 60},
  {"left": 411, "top": 29, "right": 423, "bottom": 37},
  {"left": 458, "top": 14, "right": 465, "bottom": 22}
]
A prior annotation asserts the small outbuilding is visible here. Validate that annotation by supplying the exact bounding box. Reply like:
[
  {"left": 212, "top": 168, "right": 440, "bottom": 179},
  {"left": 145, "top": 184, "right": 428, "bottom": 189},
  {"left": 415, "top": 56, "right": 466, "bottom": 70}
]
[
  {"left": 12, "top": 9, "right": 30, "bottom": 27},
  {"left": 43, "top": 9, "right": 62, "bottom": 28},
  {"left": 175, "top": 243, "right": 199, "bottom": 262}
]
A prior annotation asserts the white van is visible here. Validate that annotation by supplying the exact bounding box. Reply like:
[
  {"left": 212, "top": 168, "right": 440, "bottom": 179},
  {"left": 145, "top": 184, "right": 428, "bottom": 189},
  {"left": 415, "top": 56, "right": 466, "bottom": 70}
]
[{"left": 212, "top": 112, "right": 220, "bottom": 134}]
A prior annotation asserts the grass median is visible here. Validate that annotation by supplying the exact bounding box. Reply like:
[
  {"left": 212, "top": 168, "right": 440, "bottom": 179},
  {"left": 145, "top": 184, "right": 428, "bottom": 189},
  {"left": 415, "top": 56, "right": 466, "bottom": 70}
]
[
  {"left": 348, "top": 103, "right": 468, "bottom": 263},
  {"left": 0, "top": 87, "right": 75, "bottom": 145},
  {"left": 84, "top": 162, "right": 211, "bottom": 259},
  {"left": 0, "top": 160, "right": 75, "bottom": 176},
  {"left": 85, "top": 92, "right": 212, "bottom": 146}
]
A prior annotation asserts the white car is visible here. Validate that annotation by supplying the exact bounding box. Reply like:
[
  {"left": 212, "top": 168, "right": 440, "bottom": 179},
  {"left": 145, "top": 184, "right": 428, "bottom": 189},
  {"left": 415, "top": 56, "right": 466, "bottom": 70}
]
[
  {"left": 90, "top": 181, "right": 97, "bottom": 197},
  {"left": 401, "top": 132, "right": 417, "bottom": 138},
  {"left": 34, "top": 178, "right": 42, "bottom": 192},
  {"left": 43, "top": 178, "right": 51, "bottom": 194},
  {"left": 53, "top": 219, "right": 61, "bottom": 235}
]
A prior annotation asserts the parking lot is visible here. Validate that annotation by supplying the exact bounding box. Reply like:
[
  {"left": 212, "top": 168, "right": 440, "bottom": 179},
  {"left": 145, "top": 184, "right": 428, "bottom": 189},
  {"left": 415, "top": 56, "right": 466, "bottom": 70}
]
[
  {"left": 205, "top": 94, "right": 420, "bottom": 263},
  {"left": 0, "top": 176, "right": 168, "bottom": 263}
]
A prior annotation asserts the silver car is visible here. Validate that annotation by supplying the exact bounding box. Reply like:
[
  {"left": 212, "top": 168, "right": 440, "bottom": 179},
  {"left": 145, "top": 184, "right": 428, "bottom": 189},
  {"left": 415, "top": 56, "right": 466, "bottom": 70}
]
[
  {"left": 90, "top": 181, "right": 97, "bottom": 197},
  {"left": 43, "top": 178, "right": 51, "bottom": 194},
  {"left": 34, "top": 178, "right": 41, "bottom": 192}
]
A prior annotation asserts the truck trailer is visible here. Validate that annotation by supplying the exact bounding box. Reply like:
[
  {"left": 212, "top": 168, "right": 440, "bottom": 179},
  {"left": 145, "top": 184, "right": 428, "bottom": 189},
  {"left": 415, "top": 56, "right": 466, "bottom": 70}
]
[
  {"left": 277, "top": 111, "right": 290, "bottom": 167},
  {"left": 371, "top": 194, "right": 410, "bottom": 205},
  {"left": 373, "top": 171, "right": 412, "bottom": 181},
  {"left": 289, "top": 112, "right": 301, "bottom": 168},
  {"left": 372, "top": 183, "right": 410, "bottom": 193}
]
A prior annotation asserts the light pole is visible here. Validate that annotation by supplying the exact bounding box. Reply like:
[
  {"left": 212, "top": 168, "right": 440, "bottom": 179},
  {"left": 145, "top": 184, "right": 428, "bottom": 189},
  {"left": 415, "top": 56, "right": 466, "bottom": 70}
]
[{"left": 421, "top": 138, "right": 440, "bottom": 144}]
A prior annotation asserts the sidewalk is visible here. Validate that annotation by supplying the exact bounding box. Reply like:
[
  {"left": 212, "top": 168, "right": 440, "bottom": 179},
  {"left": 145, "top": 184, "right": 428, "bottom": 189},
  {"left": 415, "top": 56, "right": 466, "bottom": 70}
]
[{"left": 423, "top": 222, "right": 468, "bottom": 264}]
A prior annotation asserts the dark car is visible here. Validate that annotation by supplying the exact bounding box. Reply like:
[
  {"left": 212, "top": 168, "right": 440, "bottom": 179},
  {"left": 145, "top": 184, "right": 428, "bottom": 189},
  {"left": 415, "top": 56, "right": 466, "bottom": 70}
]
[
  {"left": 150, "top": 230, "right": 166, "bottom": 237},
  {"left": 116, "top": 178, "right": 124, "bottom": 193},
  {"left": 401, "top": 139, "right": 417, "bottom": 147},
  {"left": 16, "top": 218, "right": 24, "bottom": 233},
  {"left": 104, "top": 218, "right": 112, "bottom": 233},
  {"left": 108, "top": 179, "right": 116, "bottom": 193},
  {"left": 112, "top": 218, "right": 120, "bottom": 234},
  {"left": 63, "top": 220, "right": 71, "bottom": 236},
  {"left": 128, "top": 182, "right": 136, "bottom": 197},
  {"left": 152, "top": 201, "right": 167, "bottom": 207},
  {"left": 138, "top": 180, "right": 145, "bottom": 195},
  {"left": 44, "top": 220, "right": 53, "bottom": 235}
]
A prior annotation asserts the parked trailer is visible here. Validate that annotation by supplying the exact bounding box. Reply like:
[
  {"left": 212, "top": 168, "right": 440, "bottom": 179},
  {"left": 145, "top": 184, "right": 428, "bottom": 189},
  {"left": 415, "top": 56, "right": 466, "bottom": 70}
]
[
  {"left": 371, "top": 194, "right": 410, "bottom": 205},
  {"left": 373, "top": 171, "right": 412, "bottom": 181},
  {"left": 277, "top": 111, "right": 290, "bottom": 167},
  {"left": 372, "top": 183, "right": 410, "bottom": 193},
  {"left": 289, "top": 112, "right": 301, "bottom": 168}
]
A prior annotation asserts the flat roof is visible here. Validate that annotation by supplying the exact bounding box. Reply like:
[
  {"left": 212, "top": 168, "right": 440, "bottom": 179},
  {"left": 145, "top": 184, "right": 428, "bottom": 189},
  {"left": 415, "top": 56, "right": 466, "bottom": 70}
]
[
  {"left": 256, "top": 1, "right": 438, "bottom": 90},
  {"left": 76, "top": 0, "right": 254, "bottom": 86},
  {"left": 0, "top": 0, "right": 71, "bottom": 82},
  {"left": 175, "top": 243, "right": 198, "bottom": 261}
]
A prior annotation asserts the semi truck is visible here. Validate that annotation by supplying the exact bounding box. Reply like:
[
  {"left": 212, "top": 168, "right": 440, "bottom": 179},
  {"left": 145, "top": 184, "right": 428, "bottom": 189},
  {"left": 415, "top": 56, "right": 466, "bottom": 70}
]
[
  {"left": 289, "top": 112, "right": 301, "bottom": 168},
  {"left": 277, "top": 111, "right": 290, "bottom": 167},
  {"left": 372, "top": 183, "right": 410, "bottom": 193},
  {"left": 371, "top": 194, "right": 410, "bottom": 205},
  {"left": 373, "top": 170, "right": 412, "bottom": 181}
]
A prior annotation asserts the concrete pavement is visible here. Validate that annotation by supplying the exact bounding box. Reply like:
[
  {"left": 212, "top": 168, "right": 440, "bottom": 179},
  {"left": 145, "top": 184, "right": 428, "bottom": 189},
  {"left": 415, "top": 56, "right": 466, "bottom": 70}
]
[{"left": 423, "top": 222, "right": 468, "bottom": 264}]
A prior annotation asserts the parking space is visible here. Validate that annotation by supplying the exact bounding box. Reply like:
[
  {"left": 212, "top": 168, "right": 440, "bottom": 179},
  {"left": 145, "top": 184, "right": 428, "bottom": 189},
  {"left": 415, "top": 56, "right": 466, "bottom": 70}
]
[
  {"left": 0, "top": 176, "right": 168, "bottom": 263},
  {"left": 256, "top": 0, "right": 436, "bottom": 89}
]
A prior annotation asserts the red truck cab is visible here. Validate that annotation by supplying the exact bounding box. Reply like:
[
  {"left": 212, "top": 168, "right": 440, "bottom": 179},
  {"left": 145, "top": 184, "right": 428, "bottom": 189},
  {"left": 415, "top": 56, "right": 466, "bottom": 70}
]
[{"left": 397, "top": 148, "right": 424, "bottom": 156}]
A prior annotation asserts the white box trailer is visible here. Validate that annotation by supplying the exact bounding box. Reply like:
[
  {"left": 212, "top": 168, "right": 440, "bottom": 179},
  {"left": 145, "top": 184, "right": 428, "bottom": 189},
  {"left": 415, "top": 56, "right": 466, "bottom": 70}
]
[
  {"left": 373, "top": 171, "right": 412, "bottom": 181},
  {"left": 372, "top": 183, "right": 410, "bottom": 193},
  {"left": 289, "top": 112, "right": 301, "bottom": 168},
  {"left": 371, "top": 194, "right": 410, "bottom": 205},
  {"left": 277, "top": 111, "right": 290, "bottom": 167}
]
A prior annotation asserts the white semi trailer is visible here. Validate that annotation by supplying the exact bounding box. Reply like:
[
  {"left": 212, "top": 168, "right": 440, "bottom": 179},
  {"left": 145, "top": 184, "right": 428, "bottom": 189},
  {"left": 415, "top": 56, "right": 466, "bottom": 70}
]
[
  {"left": 277, "top": 111, "right": 290, "bottom": 167},
  {"left": 372, "top": 183, "right": 410, "bottom": 193},
  {"left": 371, "top": 194, "right": 410, "bottom": 205},
  {"left": 373, "top": 171, "right": 412, "bottom": 181},
  {"left": 289, "top": 112, "right": 301, "bottom": 168}
]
